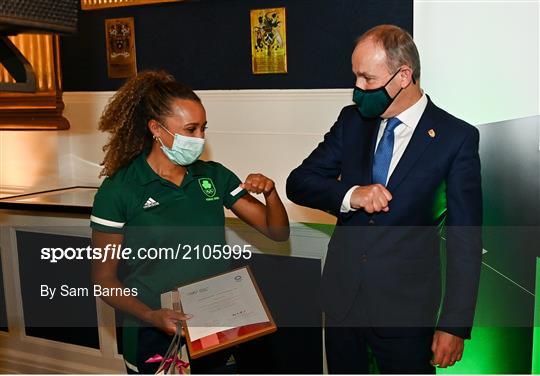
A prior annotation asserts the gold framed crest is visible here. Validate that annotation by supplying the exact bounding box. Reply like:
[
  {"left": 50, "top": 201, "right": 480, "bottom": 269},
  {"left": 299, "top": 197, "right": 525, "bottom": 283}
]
[
  {"left": 105, "top": 17, "right": 137, "bottom": 78},
  {"left": 250, "top": 7, "right": 287, "bottom": 75}
]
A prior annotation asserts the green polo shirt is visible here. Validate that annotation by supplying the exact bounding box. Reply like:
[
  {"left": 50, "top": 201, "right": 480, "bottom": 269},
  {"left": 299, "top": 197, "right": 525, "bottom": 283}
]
[{"left": 90, "top": 151, "right": 247, "bottom": 366}]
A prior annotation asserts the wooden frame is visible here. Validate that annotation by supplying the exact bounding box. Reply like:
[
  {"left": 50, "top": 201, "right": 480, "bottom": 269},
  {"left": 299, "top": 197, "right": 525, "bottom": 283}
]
[
  {"left": 0, "top": 218, "right": 125, "bottom": 373},
  {"left": 178, "top": 266, "right": 277, "bottom": 359},
  {"left": 81, "top": 0, "right": 183, "bottom": 10},
  {"left": 105, "top": 17, "right": 137, "bottom": 79},
  {"left": 0, "top": 34, "right": 69, "bottom": 130},
  {"left": 250, "top": 7, "right": 288, "bottom": 75}
]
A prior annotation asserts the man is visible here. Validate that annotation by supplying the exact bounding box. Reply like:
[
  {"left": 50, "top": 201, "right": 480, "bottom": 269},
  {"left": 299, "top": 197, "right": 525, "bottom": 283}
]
[{"left": 286, "top": 25, "right": 482, "bottom": 374}]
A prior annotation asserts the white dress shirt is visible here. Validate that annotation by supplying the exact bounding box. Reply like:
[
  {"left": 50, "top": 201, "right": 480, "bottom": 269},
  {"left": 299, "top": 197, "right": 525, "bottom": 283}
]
[{"left": 341, "top": 92, "right": 428, "bottom": 212}]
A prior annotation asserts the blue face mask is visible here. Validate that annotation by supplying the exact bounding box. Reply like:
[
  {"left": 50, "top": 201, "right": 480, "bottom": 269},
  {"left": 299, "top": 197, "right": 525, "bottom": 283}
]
[{"left": 157, "top": 124, "right": 205, "bottom": 166}]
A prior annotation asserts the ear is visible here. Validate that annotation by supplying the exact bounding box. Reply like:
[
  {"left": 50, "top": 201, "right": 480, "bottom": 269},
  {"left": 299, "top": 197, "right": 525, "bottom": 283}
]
[
  {"left": 399, "top": 66, "right": 415, "bottom": 88},
  {"left": 147, "top": 119, "right": 161, "bottom": 139}
]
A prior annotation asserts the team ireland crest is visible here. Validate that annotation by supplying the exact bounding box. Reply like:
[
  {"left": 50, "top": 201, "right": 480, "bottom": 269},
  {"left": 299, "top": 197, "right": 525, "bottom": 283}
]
[{"left": 198, "top": 178, "right": 216, "bottom": 198}]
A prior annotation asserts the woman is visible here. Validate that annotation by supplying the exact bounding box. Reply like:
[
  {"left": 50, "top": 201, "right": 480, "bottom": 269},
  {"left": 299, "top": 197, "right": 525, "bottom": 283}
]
[{"left": 90, "top": 70, "right": 289, "bottom": 374}]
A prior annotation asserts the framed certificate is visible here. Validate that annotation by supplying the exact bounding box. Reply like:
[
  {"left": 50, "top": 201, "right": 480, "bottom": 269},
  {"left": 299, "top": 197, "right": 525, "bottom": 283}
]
[{"left": 161, "top": 266, "right": 276, "bottom": 359}]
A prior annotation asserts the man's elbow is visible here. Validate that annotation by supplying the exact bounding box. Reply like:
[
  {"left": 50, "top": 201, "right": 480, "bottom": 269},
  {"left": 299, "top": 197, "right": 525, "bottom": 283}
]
[{"left": 285, "top": 168, "right": 303, "bottom": 204}]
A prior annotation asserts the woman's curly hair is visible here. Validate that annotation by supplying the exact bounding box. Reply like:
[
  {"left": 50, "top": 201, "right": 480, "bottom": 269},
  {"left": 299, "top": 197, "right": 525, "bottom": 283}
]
[{"left": 98, "top": 70, "right": 201, "bottom": 177}]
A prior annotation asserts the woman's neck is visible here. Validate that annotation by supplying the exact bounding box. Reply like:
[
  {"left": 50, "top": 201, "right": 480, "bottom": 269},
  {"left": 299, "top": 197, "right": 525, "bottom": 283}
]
[{"left": 146, "top": 143, "right": 186, "bottom": 185}]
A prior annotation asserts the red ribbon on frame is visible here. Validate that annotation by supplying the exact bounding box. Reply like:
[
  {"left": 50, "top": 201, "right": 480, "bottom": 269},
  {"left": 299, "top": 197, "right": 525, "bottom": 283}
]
[{"left": 145, "top": 354, "right": 190, "bottom": 374}]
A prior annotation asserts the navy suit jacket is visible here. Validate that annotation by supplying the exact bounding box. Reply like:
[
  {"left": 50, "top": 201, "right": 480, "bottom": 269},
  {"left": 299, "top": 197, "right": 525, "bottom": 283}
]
[{"left": 286, "top": 97, "right": 482, "bottom": 339}]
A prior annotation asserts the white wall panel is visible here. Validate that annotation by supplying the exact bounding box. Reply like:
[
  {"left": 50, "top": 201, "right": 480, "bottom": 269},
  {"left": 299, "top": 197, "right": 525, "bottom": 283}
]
[{"left": 414, "top": 0, "right": 539, "bottom": 125}]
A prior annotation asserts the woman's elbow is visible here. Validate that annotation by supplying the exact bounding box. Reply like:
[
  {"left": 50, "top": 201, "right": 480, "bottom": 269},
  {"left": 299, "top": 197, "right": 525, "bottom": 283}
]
[
  {"left": 268, "top": 227, "right": 290, "bottom": 242},
  {"left": 90, "top": 260, "right": 114, "bottom": 285}
]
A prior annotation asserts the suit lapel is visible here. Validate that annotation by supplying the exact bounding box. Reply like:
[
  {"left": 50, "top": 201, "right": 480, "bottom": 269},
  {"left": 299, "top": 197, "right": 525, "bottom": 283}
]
[
  {"left": 385, "top": 101, "right": 437, "bottom": 192},
  {"left": 361, "top": 117, "right": 381, "bottom": 185}
]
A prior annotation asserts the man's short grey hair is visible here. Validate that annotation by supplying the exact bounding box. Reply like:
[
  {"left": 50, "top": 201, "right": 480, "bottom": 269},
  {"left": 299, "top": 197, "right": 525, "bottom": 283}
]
[{"left": 356, "top": 24, "right": 421, "bottom": 82}]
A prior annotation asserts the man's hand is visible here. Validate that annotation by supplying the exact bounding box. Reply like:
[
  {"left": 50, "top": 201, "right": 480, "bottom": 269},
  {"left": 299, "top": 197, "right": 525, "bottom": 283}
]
[
  {"left": 431, "top": 330, "right": 464, "bottom": 368},
  {"left": 350, "top": 184, "right": 392, "bottom": 213}
]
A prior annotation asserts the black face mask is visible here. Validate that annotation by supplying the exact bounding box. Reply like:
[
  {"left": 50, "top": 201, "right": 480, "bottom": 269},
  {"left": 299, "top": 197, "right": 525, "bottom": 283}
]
[{"left": 352, "top": 69, "right": 414, "bottom": 119}]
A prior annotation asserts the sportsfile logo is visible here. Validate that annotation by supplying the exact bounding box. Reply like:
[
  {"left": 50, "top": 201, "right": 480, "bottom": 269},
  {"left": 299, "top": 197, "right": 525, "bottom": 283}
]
[{"left": 143, "top": 197, "right": 159, "bottom": 209}]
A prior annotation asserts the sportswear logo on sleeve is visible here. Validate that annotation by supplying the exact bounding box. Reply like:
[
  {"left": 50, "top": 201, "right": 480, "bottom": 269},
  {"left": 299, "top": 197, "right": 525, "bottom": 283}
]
[{"left": 143, "top": 197, "right": 160, "bottom": 209}]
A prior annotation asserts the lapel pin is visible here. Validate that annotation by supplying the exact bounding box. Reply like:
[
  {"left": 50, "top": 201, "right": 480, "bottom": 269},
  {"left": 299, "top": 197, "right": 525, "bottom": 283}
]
[{"left": 428, "top": 129, "right": 436, "bottom": 138}]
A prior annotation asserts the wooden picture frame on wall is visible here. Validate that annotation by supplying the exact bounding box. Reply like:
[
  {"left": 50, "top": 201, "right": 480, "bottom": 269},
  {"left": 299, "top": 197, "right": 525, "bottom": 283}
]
[
  {"left": 250, "top": 7, "right": 288, "bottom": 75},
  {"left": 0, "top": 34, "right": 69, "bottom": 130},
  {"left": 81, "top": 0, "right": 183, "bottom": 10},
  {"left": 105, "top": 17, "right": 137, "bottom": 79}
]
